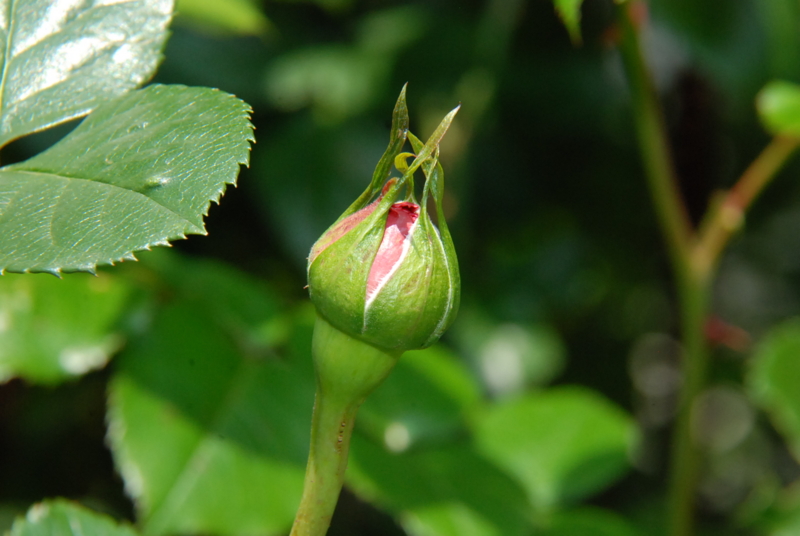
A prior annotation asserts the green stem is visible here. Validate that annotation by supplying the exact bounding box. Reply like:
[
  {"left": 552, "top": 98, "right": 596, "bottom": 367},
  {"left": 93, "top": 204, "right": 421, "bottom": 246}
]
[
  {"left": 290, "top": 389, "right": 358, "bottom": 536},
  {"left": 290, "top": 316, "right": 400, "bottom": 536},
  {"left": 667, "top": 272, "right": 711, "bottom": 536},
  {"left": 695, "top": 136, "right": 800, "bottom": 277},
  {"left": 615, "top": 6, "right": 799, "bottom": 536},
  {"left": 616, "top": 5, "right": 706, "bottom": 535},
  {"left": 617, "top": 3, "right": 694, "bottom": 282},
  {"left": 666, "top": 138, "right": 799, "bottom": 536}
]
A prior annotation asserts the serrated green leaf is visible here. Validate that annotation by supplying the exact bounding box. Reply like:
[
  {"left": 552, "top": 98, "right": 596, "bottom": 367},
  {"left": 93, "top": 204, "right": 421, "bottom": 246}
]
[
  {"left": 553, "top": 0, "right": 583, "bottom": 45},
  {"left": 0, "top": 84, "right": 253, "bottom": 274},
  {"left": 473, "top": 386, "right": 638, "bottom": 511},
  {"left": 107, "top": 263, "right": 314, "bottom": 536},
  {"left": 0, "top": 0, "right": 173, "bottom": 148},
  {"left": 10, "top": 500, "right": 139, "bottom": 536},
  {"left": 749, "top": 318, "right": 800, "bottom": 461},
  {"left": 757, "top": 80, "right": 800, "bottom": 137},
  {"left": 0, "top": 271, "right": 131, "bottom": 384}
]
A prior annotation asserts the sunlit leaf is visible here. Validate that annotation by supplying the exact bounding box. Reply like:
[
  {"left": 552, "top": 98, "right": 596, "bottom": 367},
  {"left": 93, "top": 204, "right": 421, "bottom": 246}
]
[
  {"left": 9, "top": 500, "right": 139, "bottom": 536},
  {"left": 0, "top": 0, "right": 173, "bottom": 148},
  {"left": 473, "top": 386, "right": 638, "bottom": 511},
  {"left": 0, "top": 271, "right": 131, "bottom": 384},
  {"left": 107, "top": 259, "right": 314, "bottom": 536},
  {"left": 757, "top": 80, "right": 800, "bottom": 137},
  {"left": 0, "top": 84, "right": 253, "bottom": 274},
  {"left": 749, "top": 318, "right": 800, "bottom": 461}
]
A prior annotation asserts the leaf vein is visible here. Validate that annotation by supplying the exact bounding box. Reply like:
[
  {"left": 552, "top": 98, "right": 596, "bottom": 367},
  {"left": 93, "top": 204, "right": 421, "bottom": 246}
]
[
  {"left": 10, "top": 168, "right": 200, "bottom": 232},
  {"left": 0, "top": 0, "right": 17, "bottom": 133}
]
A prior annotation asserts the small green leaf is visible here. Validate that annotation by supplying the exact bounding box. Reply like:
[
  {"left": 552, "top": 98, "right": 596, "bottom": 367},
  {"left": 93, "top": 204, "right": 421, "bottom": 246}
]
[
  {"left": 757, "top": 81, "right": 800, "bottom": 137},
  {"left": 0, "top": 271, "right": 131, "bottom": 384},
  {"left": 175, "top": 0, "right": 271, "bottom": 36},
  {"left": 473, "top": 386, "right": 638, "bottom": 511},
  {"left": 10, "top": 500, "right": 139, "bottom": 536},
  {"left": 0, "top": 0, "right": 173, "bottom": 148},
  {"left": 749, "top": 318, "right": 800, "bottom": 460},
  {"left": 265, "top": 46, "right": 384, "bottom": 121},
  {"left": 0, "top": 84, "right": 253, "bottom": 274},
  {"left": 107, "top": 261, "right": 314, "bottom": 536},
  {"left": 553, "top": 0, "right": 583, "bottom": 45}
]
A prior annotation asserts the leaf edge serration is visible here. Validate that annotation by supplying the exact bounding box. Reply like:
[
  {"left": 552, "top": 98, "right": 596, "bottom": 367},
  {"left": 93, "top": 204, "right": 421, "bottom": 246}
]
[{"left": 0, "top": 85, "right": 255, "bottom": 276}]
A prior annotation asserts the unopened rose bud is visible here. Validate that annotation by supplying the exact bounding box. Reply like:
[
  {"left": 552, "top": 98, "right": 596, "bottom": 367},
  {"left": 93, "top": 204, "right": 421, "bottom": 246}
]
[
  {"left": 292, "top": 88, "right": 461, "bottom": 536},
  {"left": 307, "top": 90, "right": 460, "bottom": 353}
]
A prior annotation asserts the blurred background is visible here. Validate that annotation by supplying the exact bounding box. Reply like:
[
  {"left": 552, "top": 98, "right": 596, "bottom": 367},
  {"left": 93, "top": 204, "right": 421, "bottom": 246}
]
[{"left": 3, "top": 0, "right": 800, "bottom": 535}]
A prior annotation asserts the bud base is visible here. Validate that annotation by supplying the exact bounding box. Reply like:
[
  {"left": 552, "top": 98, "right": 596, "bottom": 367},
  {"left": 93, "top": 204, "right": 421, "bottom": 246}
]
[{"left": 290, "top": 315, "right": 402, "bottom": 536}]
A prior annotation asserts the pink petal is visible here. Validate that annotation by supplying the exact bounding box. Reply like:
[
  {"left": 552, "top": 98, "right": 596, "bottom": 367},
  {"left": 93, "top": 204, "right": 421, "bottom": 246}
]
[
  {"left": 308, "top": 200, "right": 378, "bottom": 263},
  {"left": 366, "top": 202, "right": 419, "bottom": 304},
  {"left": 309, "top": 180, "right": 398, "bottom": 263}
]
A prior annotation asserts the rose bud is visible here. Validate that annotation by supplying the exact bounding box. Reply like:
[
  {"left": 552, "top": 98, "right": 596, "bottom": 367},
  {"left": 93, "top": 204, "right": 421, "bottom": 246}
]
[
  {"left": 306, "top": 93, "right": 460, "bottom": 353},
  {"left": 291, "top": 88, "right": 461, "bottom": 536}
]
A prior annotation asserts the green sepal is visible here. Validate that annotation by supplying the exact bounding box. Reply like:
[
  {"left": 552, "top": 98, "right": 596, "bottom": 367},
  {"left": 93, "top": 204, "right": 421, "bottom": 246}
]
[
  {"left": 308, "top": 179, "right": 404, "bottom": 342},
  {"left": 409, "top": 132, "right": 461, "bottom": 346},
  {"left": 340, "top": 85, "right": 410, "bottom": 220},
  {"left": 362, "top": 217, "right": 453, "bottom": 350}
]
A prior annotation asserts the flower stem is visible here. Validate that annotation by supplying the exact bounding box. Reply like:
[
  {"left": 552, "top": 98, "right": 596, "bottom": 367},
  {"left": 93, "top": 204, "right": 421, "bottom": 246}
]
[
  {"left": 290, "top": 316, "right": 400, "bottom": 536},
  {"left": 290, "top": 389, "right": 358, "bottom": 536},
  {"left": 616, "top": 5, "right": 800, "bottom": 536}
]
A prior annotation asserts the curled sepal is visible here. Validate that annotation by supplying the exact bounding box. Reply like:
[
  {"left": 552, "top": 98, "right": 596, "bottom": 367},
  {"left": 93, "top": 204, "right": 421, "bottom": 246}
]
[
  {"left": 308, "top": 178, "right": 403, "bottom": 345},
  {"left": 340, "top": 85, "right": 410, "bottom": 220}
]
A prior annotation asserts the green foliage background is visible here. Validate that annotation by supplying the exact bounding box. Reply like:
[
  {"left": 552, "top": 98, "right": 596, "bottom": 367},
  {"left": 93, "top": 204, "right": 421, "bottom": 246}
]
[{"left": 4, "top": 0, "right": 800, "bottom": 535}]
